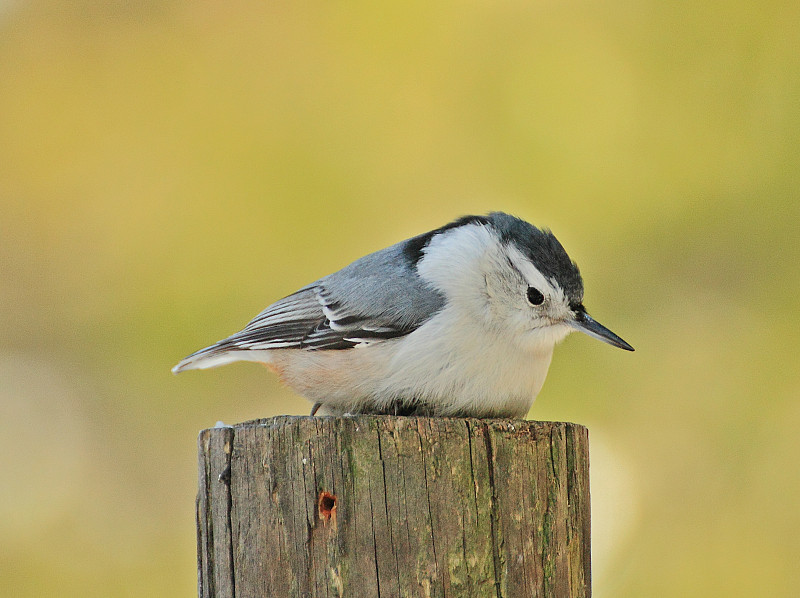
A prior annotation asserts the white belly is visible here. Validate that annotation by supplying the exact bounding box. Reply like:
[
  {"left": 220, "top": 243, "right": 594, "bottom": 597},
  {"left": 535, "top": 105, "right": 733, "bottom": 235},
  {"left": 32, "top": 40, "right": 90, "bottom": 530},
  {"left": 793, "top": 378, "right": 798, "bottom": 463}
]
[{"left": 266, "top": 307, "right": 566, "bottom": 418}]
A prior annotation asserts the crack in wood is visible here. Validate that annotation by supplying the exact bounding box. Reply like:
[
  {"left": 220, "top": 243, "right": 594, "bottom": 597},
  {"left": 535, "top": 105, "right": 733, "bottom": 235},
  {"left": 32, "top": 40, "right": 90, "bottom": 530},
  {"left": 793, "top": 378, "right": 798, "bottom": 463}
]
[
  {"left": 482, "top": 423, "right": 505, "bottom": 598},
  {"left": 224, "top": 430, "right": 237, "bottom": 598}
]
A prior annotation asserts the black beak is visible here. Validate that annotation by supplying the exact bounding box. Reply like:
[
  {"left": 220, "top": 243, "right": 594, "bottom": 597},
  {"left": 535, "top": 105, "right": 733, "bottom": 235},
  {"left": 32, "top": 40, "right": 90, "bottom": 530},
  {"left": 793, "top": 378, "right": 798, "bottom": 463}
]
[{"left": 568, "top": 306, "right": 634, "bottom": 351}]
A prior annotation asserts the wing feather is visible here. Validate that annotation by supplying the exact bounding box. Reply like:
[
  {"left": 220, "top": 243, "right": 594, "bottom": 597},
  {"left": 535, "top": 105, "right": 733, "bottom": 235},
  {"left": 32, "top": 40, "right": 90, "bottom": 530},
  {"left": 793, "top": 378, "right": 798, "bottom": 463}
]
[{"left": 173, "top": 239, "right": 446, "bottom": 373}]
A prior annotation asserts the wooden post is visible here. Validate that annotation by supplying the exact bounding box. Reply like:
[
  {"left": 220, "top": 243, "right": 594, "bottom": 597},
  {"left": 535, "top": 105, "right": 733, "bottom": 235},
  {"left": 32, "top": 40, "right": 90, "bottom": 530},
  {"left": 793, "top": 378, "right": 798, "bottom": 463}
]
[{"left": 197, "top": 416, "right": 590, "bottom": 598}]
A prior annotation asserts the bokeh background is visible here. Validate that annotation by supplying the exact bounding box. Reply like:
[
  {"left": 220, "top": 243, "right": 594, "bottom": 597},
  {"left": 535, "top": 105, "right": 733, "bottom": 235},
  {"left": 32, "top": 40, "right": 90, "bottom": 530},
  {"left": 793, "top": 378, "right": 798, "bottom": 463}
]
[{"left": 1, "top": 0, "right": 798, "bottom": 596}]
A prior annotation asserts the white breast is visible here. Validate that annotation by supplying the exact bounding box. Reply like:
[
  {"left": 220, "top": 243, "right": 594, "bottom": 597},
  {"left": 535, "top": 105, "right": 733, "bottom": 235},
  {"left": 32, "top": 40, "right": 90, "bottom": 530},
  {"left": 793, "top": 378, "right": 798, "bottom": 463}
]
[{"left": 378, "top": 306, "right": 558, "bottom": 416}]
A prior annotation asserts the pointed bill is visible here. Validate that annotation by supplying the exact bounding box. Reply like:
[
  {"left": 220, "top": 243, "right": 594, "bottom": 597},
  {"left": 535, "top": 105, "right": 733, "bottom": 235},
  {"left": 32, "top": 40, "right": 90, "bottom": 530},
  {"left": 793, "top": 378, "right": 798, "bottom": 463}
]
[{"left": 568, "top": 309, "right": 634, "bottom": 351}]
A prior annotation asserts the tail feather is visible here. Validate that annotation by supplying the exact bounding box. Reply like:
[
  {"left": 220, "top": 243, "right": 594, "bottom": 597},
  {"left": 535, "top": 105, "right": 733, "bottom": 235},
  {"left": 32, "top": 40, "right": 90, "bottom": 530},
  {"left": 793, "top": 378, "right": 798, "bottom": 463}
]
[
  {"left": 172, "top": 348, "right": 237, "bottom": 374},
  {"left": 172, "top": 342, "right": 274, "bottom": 374}
]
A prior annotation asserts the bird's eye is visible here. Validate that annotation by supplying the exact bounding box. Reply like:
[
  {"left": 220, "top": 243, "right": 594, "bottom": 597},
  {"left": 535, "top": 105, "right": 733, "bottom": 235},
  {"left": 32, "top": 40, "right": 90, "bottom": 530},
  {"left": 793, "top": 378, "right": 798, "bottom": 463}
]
[{"left": 527, "top": 286, "right": 545, "bottom": 306}]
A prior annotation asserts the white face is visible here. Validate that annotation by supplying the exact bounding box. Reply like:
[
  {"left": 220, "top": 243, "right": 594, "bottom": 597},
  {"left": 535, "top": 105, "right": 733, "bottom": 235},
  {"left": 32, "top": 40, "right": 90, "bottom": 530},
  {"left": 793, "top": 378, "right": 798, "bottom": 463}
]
[
  {"left": 500, "top": 243, "right": 576, "bottom": 349},
  {"left": 417, "top": 223, "right": 576, "bottom": 351}
]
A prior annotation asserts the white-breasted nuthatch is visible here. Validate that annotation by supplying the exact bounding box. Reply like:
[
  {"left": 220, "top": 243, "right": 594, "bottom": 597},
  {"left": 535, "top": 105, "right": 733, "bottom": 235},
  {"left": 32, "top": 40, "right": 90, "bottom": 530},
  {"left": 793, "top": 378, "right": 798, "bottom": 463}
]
[{"left": 173, "top": 212, "right": 633, "bottom": 417}]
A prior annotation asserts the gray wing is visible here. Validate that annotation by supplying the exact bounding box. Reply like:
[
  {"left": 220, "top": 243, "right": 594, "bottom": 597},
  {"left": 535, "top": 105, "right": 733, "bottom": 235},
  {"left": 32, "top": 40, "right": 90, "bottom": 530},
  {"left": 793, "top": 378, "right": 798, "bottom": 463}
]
[{"left": 175, "top": 240, "right": 445, "bottom": 367}]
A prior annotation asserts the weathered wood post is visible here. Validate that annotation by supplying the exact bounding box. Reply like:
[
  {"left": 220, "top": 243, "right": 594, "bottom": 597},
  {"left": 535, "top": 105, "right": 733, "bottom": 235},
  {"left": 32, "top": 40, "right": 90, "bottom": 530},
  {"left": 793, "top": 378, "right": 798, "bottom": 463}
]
[{"left": 197, "top": 416, "right": 590, "bottom": 598}]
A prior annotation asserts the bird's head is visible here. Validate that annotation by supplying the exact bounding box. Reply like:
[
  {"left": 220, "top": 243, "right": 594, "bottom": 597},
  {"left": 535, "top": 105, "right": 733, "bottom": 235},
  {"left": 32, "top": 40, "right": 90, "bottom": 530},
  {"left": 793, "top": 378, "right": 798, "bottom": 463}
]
[{"left": 416, "top": 212, "right": 634, "bottom": 353}]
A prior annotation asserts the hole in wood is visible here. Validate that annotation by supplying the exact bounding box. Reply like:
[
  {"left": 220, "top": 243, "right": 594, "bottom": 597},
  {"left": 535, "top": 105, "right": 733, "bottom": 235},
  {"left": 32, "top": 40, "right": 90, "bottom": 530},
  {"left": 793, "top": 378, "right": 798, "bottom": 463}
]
[{"left": 318, "top": 491, "right": 337, "bottom": 520}]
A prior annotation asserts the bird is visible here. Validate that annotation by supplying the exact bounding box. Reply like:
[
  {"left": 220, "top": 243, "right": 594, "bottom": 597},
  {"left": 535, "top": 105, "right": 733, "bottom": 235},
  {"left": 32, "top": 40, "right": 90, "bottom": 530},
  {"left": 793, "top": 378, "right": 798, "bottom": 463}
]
[{"left": 173, "top": 212, "right": 633, "bottom": 418}]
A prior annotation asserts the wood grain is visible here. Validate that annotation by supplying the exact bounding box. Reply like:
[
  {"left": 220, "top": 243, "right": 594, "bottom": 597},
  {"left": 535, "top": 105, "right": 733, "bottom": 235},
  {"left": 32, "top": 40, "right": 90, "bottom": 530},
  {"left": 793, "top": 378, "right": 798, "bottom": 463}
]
[{"left": 197, "top": 416, "right": 590, "bottom": 598}]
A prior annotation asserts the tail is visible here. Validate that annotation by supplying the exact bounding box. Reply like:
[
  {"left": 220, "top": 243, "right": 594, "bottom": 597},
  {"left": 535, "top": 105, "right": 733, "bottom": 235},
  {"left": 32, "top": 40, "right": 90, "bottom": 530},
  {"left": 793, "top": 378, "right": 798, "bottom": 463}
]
[
  {"left": 171, "top": 344, "right": 241, "bottom": 373},
  {"left": 172, "top": 340, "right": 271, "bottom": 374}
]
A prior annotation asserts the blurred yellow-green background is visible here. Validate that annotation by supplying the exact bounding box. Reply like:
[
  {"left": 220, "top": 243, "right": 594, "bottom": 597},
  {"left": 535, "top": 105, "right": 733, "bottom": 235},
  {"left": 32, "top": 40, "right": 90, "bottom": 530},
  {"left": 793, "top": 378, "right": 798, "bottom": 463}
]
[{"left": 2, "top": 1, "right": 798, "bottom": 596}]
